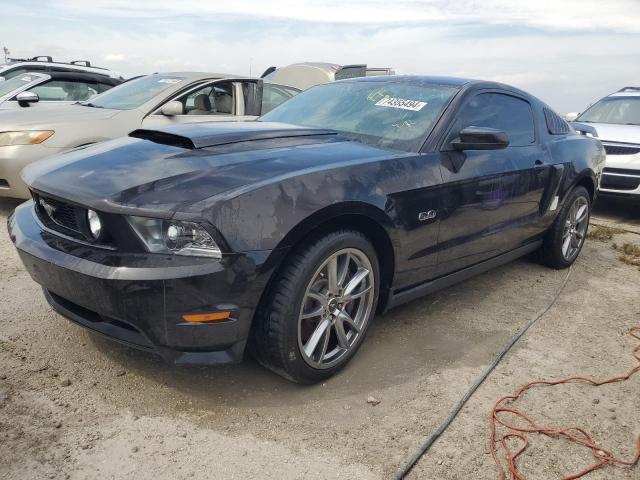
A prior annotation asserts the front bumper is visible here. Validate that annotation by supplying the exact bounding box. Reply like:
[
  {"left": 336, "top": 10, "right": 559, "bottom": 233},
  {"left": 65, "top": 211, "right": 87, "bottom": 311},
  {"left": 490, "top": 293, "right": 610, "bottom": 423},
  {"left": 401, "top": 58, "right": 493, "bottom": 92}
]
[
  {"left": 599, "top": 152, "right": 640, "bottom": 197},
  {"left": 0, "top": 144, "right": 66, "bottom": 199},
  {"left": 8, "top": 201, "right": 277, "bottom": 365}
]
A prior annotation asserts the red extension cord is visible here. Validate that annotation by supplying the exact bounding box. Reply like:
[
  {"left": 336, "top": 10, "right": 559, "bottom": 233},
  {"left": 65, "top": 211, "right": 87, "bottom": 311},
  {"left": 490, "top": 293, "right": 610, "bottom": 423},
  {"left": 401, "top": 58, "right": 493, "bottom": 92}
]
[{"left": 490, "top": 326, "right": 640, "bottom": 479}]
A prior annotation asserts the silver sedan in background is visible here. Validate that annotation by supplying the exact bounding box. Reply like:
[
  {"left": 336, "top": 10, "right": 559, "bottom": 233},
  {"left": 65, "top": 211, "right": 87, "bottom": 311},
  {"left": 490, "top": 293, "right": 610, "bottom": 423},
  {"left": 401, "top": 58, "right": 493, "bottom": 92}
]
[{"left": 0, "top": 72, "right": 299, "bottom": 198}]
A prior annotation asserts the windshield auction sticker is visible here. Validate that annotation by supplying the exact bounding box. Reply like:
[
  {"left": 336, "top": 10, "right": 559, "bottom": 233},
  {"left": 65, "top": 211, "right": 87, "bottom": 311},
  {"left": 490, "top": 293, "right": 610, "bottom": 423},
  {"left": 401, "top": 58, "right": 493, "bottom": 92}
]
[{"left": 375, "top": 97, "right": 427, "bottom": 111}]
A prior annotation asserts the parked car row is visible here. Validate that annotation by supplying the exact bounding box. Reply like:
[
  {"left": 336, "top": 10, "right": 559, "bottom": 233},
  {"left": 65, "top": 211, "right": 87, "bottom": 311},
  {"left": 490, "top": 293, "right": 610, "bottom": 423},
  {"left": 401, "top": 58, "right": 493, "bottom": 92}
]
[
  {"left": 566, "top": 87, "right": 640, "bottom": 199},
  {"left": 6, "top": 65, "right": 605, "bottom": 382},
  {"left": 0, "top": 58, "right": 397, "bottom": 199}
]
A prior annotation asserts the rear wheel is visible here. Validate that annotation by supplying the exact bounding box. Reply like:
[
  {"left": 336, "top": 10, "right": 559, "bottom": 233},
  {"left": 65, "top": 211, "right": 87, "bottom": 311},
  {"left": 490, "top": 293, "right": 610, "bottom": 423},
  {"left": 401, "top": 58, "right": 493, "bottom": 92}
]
[
  {"left": 540, "top": 186, "right": 591, "bottom": 269},
  {"left": 251, "top": 230, "right": 379, "bottom": 383}
]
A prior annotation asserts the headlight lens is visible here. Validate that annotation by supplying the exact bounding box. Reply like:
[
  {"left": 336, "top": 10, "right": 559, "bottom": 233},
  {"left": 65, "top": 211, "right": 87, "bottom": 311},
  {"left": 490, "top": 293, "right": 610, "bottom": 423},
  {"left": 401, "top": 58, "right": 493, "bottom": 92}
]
[
  {"left": 0, "top": 130, "right": 54, "bottom": 146},
  {"left": 127, "top": 216, "right": 222, "bottom": 258},
  {"left": 87, "top": 209, "right": 102, "bottom": 239}
]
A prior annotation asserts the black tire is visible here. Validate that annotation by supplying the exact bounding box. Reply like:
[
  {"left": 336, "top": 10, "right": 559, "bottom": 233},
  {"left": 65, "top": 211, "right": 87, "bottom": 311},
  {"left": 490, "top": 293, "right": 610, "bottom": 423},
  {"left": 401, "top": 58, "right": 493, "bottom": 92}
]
[
  {"left": 250, "top": 230, "right": 380, "bottom": 383},
  {"left": 539, "top": 186, "right": 591, "bottom": 269}
]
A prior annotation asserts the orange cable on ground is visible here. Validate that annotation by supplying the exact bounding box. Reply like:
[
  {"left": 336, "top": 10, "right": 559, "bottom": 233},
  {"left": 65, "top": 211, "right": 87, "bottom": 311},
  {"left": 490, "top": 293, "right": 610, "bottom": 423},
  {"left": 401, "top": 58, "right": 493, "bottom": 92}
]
[{"left": 490, "top": 325, "right": 640, "bottom": 479}]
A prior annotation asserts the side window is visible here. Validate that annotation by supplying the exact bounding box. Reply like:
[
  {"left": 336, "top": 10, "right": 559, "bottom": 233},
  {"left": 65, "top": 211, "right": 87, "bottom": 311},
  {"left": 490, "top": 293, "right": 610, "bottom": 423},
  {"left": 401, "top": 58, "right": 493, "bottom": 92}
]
[
  {"left": 175, "top": 82, "right": 234, "bottom": 116},
  {"left": 449, "top": 93, "right": 535, "bottom": 147},
  {"left": 28, "top": 80, "right": 98, "bottom": 101},
  {"left": 261, "top": 84, "right": 299, "bottom": 114}
]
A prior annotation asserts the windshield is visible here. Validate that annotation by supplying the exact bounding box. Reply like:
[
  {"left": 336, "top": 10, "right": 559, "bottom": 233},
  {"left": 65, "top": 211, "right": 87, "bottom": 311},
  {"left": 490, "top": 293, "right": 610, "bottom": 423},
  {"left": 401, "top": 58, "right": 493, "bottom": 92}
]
[
  {"left": 577, "top": 96, "right": 640, "bottom": 126},
  {"left": 0, "top": 73, "right": 42, "bottom": 97},
  {"left": 84, "top": 74, "right": 186, "bottom": 110},
  {"left": 259, "top": 80, "right": 459, "bottom": 152}
]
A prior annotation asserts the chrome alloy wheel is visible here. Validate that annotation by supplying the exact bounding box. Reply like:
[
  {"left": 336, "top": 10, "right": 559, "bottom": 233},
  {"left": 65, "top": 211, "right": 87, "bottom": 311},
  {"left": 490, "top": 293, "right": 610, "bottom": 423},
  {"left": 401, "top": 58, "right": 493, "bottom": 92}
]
[
  {"left": 562, "top": 196, "right": 589, "bottom": 261},
  {"left": 298, "top": 248, "right": 375, "bottom": 369}
]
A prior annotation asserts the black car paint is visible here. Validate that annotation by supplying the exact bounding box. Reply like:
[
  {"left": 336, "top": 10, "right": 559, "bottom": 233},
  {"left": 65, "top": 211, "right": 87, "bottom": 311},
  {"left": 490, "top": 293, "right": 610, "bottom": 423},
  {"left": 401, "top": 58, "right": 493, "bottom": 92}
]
[{"left": 9, "top": 76, "right": 604, "bottom": 364}]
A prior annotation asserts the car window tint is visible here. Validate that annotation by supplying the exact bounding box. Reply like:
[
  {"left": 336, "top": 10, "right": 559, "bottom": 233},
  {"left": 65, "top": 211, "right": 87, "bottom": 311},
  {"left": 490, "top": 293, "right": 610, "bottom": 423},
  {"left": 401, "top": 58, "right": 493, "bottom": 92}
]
[
  {"left": 262, "top": 84, "right": 300, "bottom": 114},
  {"left": 450, "top": 93, "right": 535, "bottom": 147},
  {"left": 260, "top": 81, "right": 459, "bottom": 152},
  {"left": 29, "top": 80, "right": 99, "bottom": 101},
  {"left": 176, "top": 82, "right": 234, "bottom": 115}
]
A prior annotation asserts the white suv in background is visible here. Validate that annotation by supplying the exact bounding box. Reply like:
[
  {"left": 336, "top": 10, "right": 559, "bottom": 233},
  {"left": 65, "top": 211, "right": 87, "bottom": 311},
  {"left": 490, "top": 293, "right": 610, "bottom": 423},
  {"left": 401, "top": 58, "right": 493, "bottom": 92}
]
[
  {"left": 568, "top": 87, "right": 640, "bottom": 198},
  {"left": 0, "top": 56, "right": 123, "bottom": 81}
]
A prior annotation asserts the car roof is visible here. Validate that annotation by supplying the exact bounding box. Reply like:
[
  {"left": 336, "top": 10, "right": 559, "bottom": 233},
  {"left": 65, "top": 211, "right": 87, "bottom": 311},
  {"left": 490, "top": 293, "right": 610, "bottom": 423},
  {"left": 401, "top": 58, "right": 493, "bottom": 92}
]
[
  {"left": 337, "top": 75, "right": 476, "bottom": 86},
  {"left": 338, "top": 74, "right": 542, "bottom": 98},
  {"left": 0, "top": 60, "right": 121, "bottom": 78},
  {"left": 154, "top": 72, "right": 249, "bottom": 80},
  {"left": 609, "top": 92, "right": 640, "bottom": 98},
  {"left": 27, "top": 70, "right": 122, "bottom": 85}
]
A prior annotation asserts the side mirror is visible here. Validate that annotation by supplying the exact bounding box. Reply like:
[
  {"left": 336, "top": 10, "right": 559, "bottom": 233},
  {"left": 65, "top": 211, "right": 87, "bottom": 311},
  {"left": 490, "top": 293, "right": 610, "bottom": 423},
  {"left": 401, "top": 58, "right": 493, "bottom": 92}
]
[
  {"left": 16, "top": 91, "right": 40, "bottom": 107},
  {"left": 160, "top": 101, "right": 183, "bottom": 116},
  {"left": 565, "top": 112, "right": 580, "bottom": 122},
  {"left": 452, "top": 126, "right": 509, "bottom": 151}
]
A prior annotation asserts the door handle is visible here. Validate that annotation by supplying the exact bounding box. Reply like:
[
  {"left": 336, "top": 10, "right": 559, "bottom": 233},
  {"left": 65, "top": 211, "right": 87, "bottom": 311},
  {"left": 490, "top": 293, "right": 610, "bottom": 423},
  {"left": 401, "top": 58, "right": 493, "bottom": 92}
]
[{"left": 534, "top": 160, "right": 545, "bottom": 169}]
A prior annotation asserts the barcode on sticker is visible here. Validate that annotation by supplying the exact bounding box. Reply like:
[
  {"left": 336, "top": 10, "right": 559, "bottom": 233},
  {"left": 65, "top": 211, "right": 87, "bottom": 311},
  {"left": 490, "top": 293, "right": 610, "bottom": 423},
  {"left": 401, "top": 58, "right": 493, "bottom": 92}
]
[{"left": 375, "top": 97, "right": 427, "bottom": 111}]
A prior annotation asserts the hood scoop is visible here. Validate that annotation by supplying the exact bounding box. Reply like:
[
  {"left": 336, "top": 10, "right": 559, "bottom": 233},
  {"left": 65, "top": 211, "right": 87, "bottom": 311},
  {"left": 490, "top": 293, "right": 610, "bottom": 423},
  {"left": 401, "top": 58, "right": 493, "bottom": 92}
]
[{"left": 130, "top": 122, "right": 337, "bottom": 149}]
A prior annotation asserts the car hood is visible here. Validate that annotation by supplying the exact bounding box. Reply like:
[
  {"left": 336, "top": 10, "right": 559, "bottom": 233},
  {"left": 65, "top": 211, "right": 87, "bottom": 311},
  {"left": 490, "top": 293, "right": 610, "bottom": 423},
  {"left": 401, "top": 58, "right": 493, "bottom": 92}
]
[
  {"left": 23, "top": 122, "right": 399, "bottom": 216},
  {"left": 0, "top": 103, "right": 120, "bottom": 129},
  {"left": 579, "top": 122, "right": 640, "bottom": 144}
]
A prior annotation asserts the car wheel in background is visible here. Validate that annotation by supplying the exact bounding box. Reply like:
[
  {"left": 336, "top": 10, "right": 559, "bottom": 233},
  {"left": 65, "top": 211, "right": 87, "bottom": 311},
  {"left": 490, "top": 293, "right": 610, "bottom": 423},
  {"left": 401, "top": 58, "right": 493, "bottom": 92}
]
[
  {"left": 540, "top": 186, "right": 591, "bottom": 269},
  {"left": 251, "top": 230, "right": 380, "bottom": 383}
]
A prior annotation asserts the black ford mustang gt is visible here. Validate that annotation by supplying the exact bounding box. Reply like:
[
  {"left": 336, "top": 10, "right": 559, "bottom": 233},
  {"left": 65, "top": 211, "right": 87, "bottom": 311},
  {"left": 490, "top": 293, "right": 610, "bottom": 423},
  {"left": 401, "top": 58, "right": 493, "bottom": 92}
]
[{"left": 9, "top": 76, "right": 604, "bottom": 383}]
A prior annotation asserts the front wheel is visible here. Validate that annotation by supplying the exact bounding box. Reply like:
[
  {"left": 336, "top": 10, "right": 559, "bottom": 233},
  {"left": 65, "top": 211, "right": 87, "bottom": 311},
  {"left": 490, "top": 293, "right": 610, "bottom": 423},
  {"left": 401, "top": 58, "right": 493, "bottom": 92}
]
[
  {"left": 251, "top": 230, "right": 379, "bottom": 383},
  {"left": 540, "top": 186, "right": 591, "bottom": 269}
]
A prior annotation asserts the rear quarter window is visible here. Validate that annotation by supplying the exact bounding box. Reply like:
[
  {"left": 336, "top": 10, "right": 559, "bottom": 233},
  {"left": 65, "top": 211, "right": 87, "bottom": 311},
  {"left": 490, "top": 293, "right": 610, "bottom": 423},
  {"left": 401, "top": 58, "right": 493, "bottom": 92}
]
[{"left": 544, "top": 107, "right": 571, "bottom": 135}]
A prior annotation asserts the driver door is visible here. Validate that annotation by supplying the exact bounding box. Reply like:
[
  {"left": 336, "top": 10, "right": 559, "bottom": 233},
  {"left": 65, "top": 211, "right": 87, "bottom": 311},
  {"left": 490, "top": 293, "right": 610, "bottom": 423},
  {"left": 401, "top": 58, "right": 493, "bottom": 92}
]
[{"left": 436, "top": 91, "right": 547, "bottom": 275}]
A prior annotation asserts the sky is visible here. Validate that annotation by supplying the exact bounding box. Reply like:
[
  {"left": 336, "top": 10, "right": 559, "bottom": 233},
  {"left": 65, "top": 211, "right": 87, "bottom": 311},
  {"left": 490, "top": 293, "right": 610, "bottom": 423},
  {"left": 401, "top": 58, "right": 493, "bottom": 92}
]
[{"left": 2, "top": 0, "right": 640, "bottom": 113}]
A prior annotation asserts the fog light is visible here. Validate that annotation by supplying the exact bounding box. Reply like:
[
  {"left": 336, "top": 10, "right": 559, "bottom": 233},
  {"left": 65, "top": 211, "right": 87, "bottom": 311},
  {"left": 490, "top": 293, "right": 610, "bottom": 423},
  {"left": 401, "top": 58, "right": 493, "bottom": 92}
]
[{"left": 87, "top": 209, "right": 102, "bottom": 239}]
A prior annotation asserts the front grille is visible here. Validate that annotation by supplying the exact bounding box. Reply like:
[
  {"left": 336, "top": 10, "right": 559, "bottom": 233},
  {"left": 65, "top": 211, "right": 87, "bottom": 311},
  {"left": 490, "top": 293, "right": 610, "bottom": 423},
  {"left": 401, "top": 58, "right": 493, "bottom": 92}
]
[
  {"left": 33, "top": 193, "right": 89, "bottom": 241},
  {"left": 603, "top": 144, "right": 640, "bottom": 156},
  {"left": 601, "top": 174, "right": 640, "bottom": 191},
  {"left": 603, "top": 167, "right": 640, "bottom": 176}
]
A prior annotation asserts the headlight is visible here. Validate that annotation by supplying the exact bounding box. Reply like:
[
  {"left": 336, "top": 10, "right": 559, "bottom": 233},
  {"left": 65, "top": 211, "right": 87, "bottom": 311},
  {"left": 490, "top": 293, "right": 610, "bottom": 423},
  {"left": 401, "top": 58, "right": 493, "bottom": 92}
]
[
  {"left": 0, "top": 130, "right": 54, "bottom": 146},
  {"left": 127, "top": 216, "right": 222, "bottom": 258}
]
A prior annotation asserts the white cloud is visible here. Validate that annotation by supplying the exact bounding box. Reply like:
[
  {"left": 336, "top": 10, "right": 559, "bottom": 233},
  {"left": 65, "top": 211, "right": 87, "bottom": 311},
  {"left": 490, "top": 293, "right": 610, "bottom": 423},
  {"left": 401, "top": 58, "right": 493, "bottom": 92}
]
[
  {"left": 2, "top": 0, "right": 640, "bottom": 113},
  {"left": 50, "top": 0, "right": 640, "bottom": 33},
  {"left": 103, "top": 53, "right": 125, "bottom": 62}
]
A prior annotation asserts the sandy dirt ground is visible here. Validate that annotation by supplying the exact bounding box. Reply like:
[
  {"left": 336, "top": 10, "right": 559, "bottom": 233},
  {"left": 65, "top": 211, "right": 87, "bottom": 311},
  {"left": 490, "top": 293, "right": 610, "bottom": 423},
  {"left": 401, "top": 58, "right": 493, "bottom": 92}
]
[{"left": 0, "top": 197, "right": 638, "bottom": 480}]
